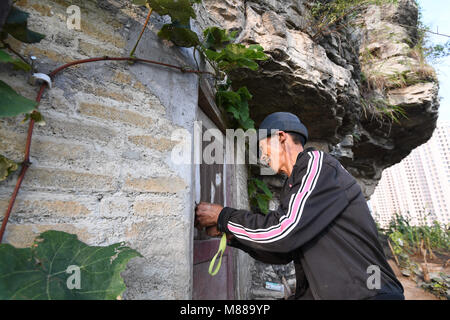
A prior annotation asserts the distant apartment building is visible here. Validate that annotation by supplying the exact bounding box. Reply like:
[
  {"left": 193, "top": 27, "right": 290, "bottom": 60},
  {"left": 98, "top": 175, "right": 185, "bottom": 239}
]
[{"left": 369, "top": 121, "right": 450, "bottom": 228}]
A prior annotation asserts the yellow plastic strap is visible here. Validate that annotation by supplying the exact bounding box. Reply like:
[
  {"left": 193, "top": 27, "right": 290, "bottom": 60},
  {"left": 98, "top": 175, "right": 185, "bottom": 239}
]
[{"left": 208, "top": 233, "right": 227, "bottom": 276}]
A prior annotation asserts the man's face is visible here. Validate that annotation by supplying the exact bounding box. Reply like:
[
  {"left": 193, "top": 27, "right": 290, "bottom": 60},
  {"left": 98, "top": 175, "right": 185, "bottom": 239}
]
[{"left": 259, "top": 134, "right": 283, "bottom": 174}]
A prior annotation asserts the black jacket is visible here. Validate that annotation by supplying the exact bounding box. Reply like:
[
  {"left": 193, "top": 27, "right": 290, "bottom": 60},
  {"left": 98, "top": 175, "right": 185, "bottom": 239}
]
[{"left": 217, "top": 147, "right": 404, "bottom": 300}]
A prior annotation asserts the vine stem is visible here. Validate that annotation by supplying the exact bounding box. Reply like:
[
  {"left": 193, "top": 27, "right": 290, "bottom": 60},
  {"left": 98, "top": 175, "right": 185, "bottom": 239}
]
[
  {"left": 0, "top": 55, "right": 213, "bottom": 243},
  {"left": 0, "top": 85, "right": 44, "bottom": 243},
  {"left": 129, "top": 6, "right": 153, "bottom": 57},
  {"left": 49, "top": 56, "right": 215, "bottom": 77}
]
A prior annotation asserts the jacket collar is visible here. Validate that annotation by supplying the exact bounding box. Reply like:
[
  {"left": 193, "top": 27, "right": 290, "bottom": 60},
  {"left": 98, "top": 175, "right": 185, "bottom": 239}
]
[{"left": 285, "top": 146, "right": 316, "bottom": 188}]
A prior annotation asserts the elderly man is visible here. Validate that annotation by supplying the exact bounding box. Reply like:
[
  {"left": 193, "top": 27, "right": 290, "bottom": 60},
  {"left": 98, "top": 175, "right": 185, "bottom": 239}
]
[{"left": 195, "top": 112, "right": 404, "bottom": 300}]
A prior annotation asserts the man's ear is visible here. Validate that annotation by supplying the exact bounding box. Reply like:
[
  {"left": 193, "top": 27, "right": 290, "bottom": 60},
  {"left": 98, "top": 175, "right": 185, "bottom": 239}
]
[{"left": 278, "top": 131, "right": 287, "bottom": 144}]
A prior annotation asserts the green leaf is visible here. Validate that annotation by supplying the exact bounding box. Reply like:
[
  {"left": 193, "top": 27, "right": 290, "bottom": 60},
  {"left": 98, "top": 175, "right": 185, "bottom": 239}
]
[
  {"left": 207, "top": 43, "right": 268, "bottom": 72},
  {"left": 204, "top": 49, "right": 222, "bottom": 61},
  {"left": 238, "top": 105, "right": 250, "bottom": 122},
  {"left": 217, "top": 86, "right": 255, "bottom": 129},
  {"left": 225, "top": 106, "right": 240, "bottom": 120},
  {"left": 217, "top": 90, "right": 240, "bottom": 107},
  {"left": 247, "top": 180, "right": 257, "bottom": 198},
  {"left": 236, "top": 59, "right": 259, "bottom": 71},
  {"left": 3, "top": 7, "right": 45, "bottom": 44},
  {"left": 239, "top": 117, "right": 255, "bottom": 130},
  {"left": 256, "top": 194, "right": 269, "bottom": 215},
  {"left": 0, "top": 155, "right": 18, "bottom": 181},
  {"left": 148, "top": 0, "right": 196, "bottom": 25},
  {"left": 0, "top": 230, "right": 142, "bottom": 300},
  {"left": 245, "top": 44, "right": 269, "bottom": 60},
  {"left": 158, "top": 23, "right": 200, "bottom": 47},
  {"left": 248, "top": 178, "right": 273, "bottom": 214},
  {"left": 0, "top": 49, "right": 31, "bottom": 71},
  {"left": 0, "top": 80, "right": 37, "bottom": 118},
  {"left": 0, "top": 50, "right": 15, "bottom": 62},
  {"left": 236, "top": 86, "right": 253, "bottom": 101},
  {"left": 22, "top": 110, "right": 45, "bottom": 126},
  {"left": 203, "top": 27, "right": 237, "bottom": 51},
  {"left": 253, "top": 178, "right": 273, "bottom": 198}
]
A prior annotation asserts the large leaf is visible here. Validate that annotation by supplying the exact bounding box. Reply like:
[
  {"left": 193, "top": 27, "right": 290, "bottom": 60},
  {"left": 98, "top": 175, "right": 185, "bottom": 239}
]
[
  {"left": 148, "top": 0, "right": 196, "bottom": 25},
  {"left": 0, "top": 230, "right": 142, "bottom": 300},
  {"left": 0, "top": 80, "right": 37, "bottom": 117},
  {"left": 158, "top": 23, "right": 200, "bottom": 47},
  {"left": 0, "top": 154, "right": 18, "bottom": 181},
  {"left": 2, "top": 7, "right": 45, "bottom": 43}
]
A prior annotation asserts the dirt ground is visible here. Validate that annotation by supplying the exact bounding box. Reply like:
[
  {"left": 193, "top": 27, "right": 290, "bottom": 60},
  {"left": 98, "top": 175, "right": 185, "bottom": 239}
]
[{"left": 388, "top": 260, "right": 442, "bottom": 300}]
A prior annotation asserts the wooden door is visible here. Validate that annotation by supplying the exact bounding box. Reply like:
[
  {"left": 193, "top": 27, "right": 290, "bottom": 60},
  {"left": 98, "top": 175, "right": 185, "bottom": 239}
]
[{"left": 193, "top": 110, "right": 235, "bottom": 300}]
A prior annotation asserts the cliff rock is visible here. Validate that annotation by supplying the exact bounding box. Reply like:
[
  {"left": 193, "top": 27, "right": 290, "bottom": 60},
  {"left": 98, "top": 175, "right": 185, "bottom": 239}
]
[{"left": 196, "top": 0, "right": 439, "bottom": 197}]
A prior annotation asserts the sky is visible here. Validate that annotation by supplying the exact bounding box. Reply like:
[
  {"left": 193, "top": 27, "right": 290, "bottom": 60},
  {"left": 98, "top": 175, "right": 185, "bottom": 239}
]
[{"left": 417, "top": 0, "right": 450, "bottom": 123}]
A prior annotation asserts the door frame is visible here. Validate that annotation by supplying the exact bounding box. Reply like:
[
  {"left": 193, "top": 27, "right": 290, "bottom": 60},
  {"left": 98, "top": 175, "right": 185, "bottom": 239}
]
[{"left": 192, "top": 104, "right": 235, "bottom": 299}]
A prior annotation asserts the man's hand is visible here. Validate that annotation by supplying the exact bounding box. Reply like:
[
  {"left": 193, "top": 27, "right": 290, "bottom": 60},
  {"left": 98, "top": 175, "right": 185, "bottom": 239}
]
[
  {"left": 205, "top": 225, "right": 222, "bottom": 237},
  {"left": 195, "top": 202, "right": 223, "bottom": 228},
  {"left": 205, "top": 225, "right": 235, "bottom": 240}
]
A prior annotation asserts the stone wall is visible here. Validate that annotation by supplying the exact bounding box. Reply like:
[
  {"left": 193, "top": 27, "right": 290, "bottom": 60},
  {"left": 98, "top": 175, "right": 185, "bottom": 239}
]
[{"left": 0, "top": 0, "right": 207, "bottom": 299}]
